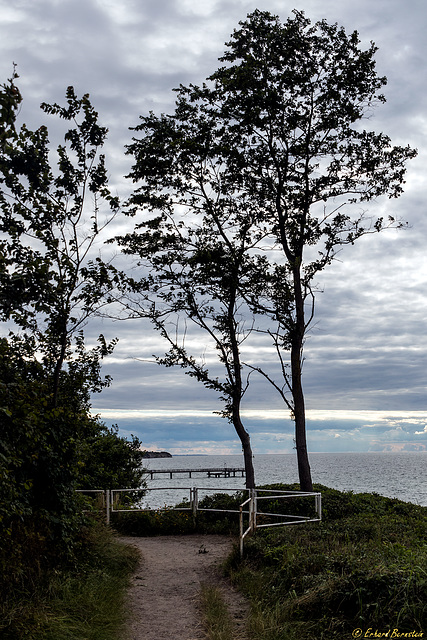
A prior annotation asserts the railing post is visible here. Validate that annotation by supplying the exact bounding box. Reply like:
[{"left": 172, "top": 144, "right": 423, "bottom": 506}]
[
  {"left": 249, "top": 489, "right": 256, "bottom": 533},
  {"left": 315, "top": 493, "right": 322, "bottom": 519},
  {"left": 253, "top": 490, "right": 257, "bottom": 531},
  {"left": 191, "top": 487, "right": 198, "bottom": 526},
  {"left": 239, "top": 505, "right": 244, "bottom": 558},
  {"left": 106, "top": 489, "right": 110, "bottom": 525}
]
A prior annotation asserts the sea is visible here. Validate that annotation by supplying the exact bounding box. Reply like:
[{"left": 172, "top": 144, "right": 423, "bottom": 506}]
[{"left": 139, "top": 452, "right": 427, "bottom": 509}]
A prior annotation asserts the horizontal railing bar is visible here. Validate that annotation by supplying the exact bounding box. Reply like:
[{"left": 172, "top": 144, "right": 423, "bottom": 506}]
[
  {"left": 256, "top": 518, "right": 320, "bottom": 529},
  {"left": 195, "top": 487, "right": 250, "bottom": 492},
  {"left": 110, "top": 488, "right": 146, "bottom": 492},
  {"left": 111, "top": 507, "right": 193, "bottom": 513},
  {"left": 254, "top": 489, "right": 321, "bottom": 494},
  {"left": 196, "top": 507, "right": 244, "bottom": 514},
  {"left": 257, "top": 512, "right": 312, "bottom": 519},
  {"left": 255, "top": 492, "right": 321, "bottom": 499},
  {"left": 148, "top": 488, "right": 193, "bottom": 492},
  {"left": 123, "top": 486, "right": 245, "bottom": 493}
]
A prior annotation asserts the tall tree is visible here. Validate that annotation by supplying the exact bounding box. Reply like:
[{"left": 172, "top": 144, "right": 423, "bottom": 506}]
[
  {"left": 0, "top": 70, "right": 119, "bottom": 406},
  {"left": 125, "top": 10, "right": 416, "bottom": 490},
  {"left": 114, "top": 220, "right": 258, "bottom": 488},
  {"left": 207, "top": 10, "right": 416, "bottom": 489},
  {"left": 0, "top": 72, "right": 125, "bottom": 578}
]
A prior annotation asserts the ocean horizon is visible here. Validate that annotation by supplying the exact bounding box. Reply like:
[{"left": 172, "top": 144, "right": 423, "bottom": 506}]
[{"left": 138, "top": 451, "right": 427, "bottom": 509}]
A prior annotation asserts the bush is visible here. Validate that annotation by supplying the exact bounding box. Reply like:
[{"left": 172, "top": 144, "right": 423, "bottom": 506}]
[
  {"left": 112, "top": 507, "right": 196, "bottom": 536},
  {"left": 77, "top": 425, "right": 147, "bottom": 491},
  {"left": 111, "top": 490, "right": 246, "bottom": 536},
  {"left": 230, "top": 488, "right": 427, "bottom": 639},
  {"left": 0, "top": 521, "right": 139, "bottom": 640}
]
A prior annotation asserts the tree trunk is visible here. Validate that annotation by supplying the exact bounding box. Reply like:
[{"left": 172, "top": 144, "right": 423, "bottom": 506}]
[
  {"left": 232, "top": 403, "right": 255, "bottom": 489},
  {"left": 291, "top": 339, "right": 313, "bottom": 491},
  {"left": 227, "top": 285, "right": 256, "bottom": 489},
  {"left": 52, "top": 328, "right": 68, "bottom": 408},
  {"left": 291, "top": 263, "right": 313, "bottom": 491}
]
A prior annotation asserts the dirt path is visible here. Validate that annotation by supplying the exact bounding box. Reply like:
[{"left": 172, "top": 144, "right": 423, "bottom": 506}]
[{"left": 121, "top": 534, "right": 249, "bottom": 640}]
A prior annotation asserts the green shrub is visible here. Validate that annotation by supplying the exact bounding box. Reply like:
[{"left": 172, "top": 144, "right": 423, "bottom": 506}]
[
  {"left": 112, "top": 490, "right": 245, "bottom": 536},
  {"left": 0, "top": 521, "right": 139, "bottom": 640},
  {"left": 229, "top": 488, "right": 427, "bottom": 639},
  {"left": 112, "top": 506, "right": 196, "bottom": 536}
]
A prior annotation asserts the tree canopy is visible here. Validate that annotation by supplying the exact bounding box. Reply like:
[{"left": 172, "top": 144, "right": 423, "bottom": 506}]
[
  {"left": 0, "top": 72, "right": 145, "bottom": 591},
  {"left": 123, "top": 9, "right": 416, "bottom": 489}
]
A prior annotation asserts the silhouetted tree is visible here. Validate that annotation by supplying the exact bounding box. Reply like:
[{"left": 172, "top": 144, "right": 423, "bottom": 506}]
[
  {"left": 114, "top": 223, "right": 257, "bottom": 487},
  {"left": 0, "top": 70, "right": 119, "bottom": 407},
  {"left": 124, "top": 11, "right": 416, "bottom": 489},
  {"left": 0, "top": 72, "right": 129, "bottom": 581}
]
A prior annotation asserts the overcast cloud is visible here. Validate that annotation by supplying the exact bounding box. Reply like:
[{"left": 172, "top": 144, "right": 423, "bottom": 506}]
[{"left": 1, "top": 0, "right": 427, "bottom": 455}]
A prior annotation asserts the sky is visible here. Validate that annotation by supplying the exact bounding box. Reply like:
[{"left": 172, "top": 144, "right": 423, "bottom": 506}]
[{"left": 1, "top": 0, "right": 427, "bottom": 456}]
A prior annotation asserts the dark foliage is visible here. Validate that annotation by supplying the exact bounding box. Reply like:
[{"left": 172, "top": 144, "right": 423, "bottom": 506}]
[
  {"left": 0, "top": 72, "right": 143, "bottom": 611},
  {"left": 122, "top": 10, "right": 416, "bottom": 491},
  {"left": 77, "top": 424, "right": 146, "bottom": 490}
]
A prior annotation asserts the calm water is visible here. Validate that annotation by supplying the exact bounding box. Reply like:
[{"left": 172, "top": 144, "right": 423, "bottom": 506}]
[{"left": 140, "top": 452, "right": 427, "bottom": 509}]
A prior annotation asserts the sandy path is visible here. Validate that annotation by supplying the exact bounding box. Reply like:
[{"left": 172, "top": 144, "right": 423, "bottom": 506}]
[{"left": 121, "top": 534, "right": 248, "bottom": 640}]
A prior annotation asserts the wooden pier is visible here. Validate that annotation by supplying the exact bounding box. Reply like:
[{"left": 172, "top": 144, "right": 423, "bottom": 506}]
[{"left": 145, "top": 467, "right": 246, "bottom": 480}]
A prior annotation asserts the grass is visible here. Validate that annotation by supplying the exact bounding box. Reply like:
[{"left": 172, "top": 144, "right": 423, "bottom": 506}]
[
  {"left": 224, "top": 485, "right": 427, "bottom": 640},
  {"left": 1, "top": 521, "right": 140, "bottom": 640},
  {"left": 17, "top": 484, "right": 421, "bottom": 640},
  {"left": 200, "top": 583, "right": 236, "bottom": 640}
]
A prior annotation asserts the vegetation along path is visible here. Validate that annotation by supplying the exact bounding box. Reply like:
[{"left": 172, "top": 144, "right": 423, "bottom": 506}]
[{"left": 121, "top": 535, "right": 248, "bottom": 640}]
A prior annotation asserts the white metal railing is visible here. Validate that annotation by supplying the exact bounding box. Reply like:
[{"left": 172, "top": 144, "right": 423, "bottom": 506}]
[
  {"left": 239, "top": 492, "right": 255, "bottom": 557},
  {"left": 77, "top": 487, "right": 321, "bottom": 556},
  {"left": 238, "top": 489, "right": 322, "bottom": 556}
]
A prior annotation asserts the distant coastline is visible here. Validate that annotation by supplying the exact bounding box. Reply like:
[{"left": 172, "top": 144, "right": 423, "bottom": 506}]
[{"left": 142, "top": 451, "right": 172, "bottom": 458}]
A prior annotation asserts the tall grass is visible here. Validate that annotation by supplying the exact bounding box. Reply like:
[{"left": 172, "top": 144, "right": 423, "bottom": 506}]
[
  {"left": 226, "top": 485, "right": 427, "bottom": 640},
  {"left": 1, "top": 522, "right": 139, "bottom": 640},
  {"left": 200, "top": 583, "right": 236, "bottom": 640}
]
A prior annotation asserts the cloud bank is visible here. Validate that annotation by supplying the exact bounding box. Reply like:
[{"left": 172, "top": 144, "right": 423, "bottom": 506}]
[{"left": 1, "top": 0, "right": 426, "bottom": 453}]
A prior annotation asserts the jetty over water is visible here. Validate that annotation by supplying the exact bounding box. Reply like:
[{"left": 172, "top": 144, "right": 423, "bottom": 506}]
[{"left": 145, "top": 467, "right": 246, "bottom": 480}]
